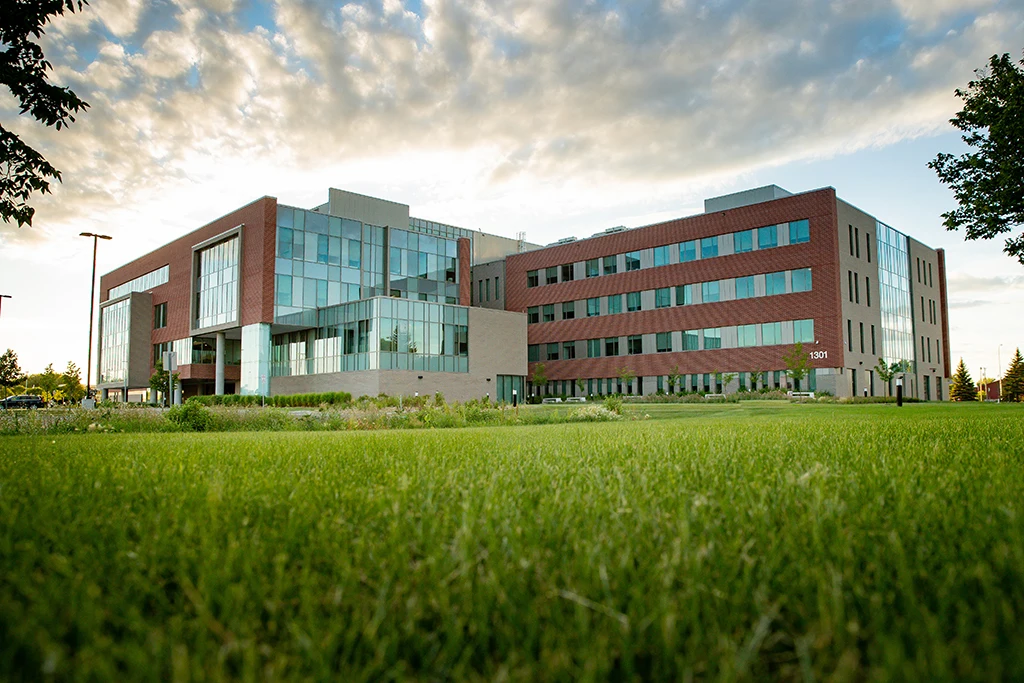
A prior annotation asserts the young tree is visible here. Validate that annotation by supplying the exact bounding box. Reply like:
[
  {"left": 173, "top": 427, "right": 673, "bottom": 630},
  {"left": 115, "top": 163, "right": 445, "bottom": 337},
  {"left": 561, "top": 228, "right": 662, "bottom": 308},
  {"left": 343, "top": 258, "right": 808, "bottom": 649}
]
[
  {"left": 747, "top": 368, "right": 763, "bottom": 392},
  {"left": 782, "top": 342, "right": 810, "bottom": 391},
  {"left": 149, "top": 358, "right": 180, "bottom": 407},
  {"left": 0, "top": 349, "right": 23, "bottom": 394},
  {"left": 616, "top": 367, "right": 636, "bottom": 394},
  {"left": 1002, "top": 347, "right": 1024, "bottom": 402},
  {"left": 929, "top": 52, "right": 1024, "bottom": 265},
  {"left": 874, "top": 358, "right": 896, "bottom": 396},
  {"left": 574, "top": 377, "right": 586, "bottom": 396},
  {"left": 60, "top": 361, "right": 84, "bottom": 401},
  {"left": 2, "top": 1, "right": 91, "bottom": 226},
  {"left": 667, "top": 365, "right": 681, "bottom": 394},
  {"left": 949, "top": 358, "right": 977, "bottom": 401},
  {"left": 530, "top": 363, "right": 547, "bottom": 396},
  {"left": 716, "top": 371, "right": 736, "bottom": 393}
]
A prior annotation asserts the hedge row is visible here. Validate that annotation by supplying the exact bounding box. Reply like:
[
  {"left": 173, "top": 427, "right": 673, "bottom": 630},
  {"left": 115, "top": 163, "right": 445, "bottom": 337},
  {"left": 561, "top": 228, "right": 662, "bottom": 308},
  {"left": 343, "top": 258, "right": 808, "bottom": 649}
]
[{"left": 190, "top": 391, "right": 352, "bottom": 408}]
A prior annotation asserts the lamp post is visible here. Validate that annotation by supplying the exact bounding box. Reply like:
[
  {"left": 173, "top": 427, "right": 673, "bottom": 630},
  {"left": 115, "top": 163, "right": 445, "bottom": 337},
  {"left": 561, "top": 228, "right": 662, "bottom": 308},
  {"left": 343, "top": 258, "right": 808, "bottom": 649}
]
[
  {"left": 0, "top": 294, "right": 10, "bottom": 319},
  {"left": 80, "top": 232, "right": 112, "bottom": 405}
]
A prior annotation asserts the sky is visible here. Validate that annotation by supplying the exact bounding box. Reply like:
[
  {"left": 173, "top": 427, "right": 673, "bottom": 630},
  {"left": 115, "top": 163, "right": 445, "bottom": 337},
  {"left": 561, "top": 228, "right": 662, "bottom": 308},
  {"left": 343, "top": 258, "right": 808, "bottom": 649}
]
[{"left": 0, "top": 0, "right": 1022, "bottom": 383}]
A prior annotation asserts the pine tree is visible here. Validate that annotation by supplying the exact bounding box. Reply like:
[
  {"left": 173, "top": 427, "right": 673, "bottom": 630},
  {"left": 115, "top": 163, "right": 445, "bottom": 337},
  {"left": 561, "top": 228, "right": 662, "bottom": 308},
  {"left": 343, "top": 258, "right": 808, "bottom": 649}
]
[
  {"left": 1002, "top": 347, "right": 1024, "bottom": 402},
  {"left": 950, "top": 358, "right": 977, "bottom": 401}
]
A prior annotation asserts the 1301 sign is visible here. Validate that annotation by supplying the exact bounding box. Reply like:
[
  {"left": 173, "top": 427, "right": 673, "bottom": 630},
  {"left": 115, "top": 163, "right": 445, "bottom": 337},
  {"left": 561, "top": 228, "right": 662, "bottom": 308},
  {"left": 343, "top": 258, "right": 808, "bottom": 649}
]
[{"left": 808, "top": 350, "right": 828, "bottom": 360}]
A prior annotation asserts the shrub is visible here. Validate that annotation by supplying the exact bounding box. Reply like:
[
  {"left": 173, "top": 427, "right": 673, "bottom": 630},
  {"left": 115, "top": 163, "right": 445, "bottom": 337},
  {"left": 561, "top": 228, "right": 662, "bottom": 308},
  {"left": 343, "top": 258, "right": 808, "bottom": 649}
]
[
  {"left": 167, "top": 398, "right": 214, "bottom": 432},
  {"left": 603, "top": 395, "right": 623, "bottom": 415}
]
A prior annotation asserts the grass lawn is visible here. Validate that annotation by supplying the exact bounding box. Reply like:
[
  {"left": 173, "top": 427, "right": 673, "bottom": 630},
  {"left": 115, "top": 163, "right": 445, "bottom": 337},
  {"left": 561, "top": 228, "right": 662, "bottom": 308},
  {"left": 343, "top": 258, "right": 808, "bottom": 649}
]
[{"left": 1, "top": 402, "right": 1023, "bottom": 680}]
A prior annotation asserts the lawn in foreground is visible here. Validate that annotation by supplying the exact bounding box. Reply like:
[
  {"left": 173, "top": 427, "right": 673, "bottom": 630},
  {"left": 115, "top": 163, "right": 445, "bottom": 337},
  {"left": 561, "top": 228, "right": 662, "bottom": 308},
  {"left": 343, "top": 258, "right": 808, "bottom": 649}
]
[{"left": 1, "top": 403, "right": 1023, "bottom": 680}]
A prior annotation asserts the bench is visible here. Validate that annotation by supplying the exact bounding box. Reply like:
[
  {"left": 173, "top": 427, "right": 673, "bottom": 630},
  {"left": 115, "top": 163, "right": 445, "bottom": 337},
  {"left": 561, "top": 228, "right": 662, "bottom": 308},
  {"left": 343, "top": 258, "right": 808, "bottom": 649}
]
[
  {"left": 565, "top": 397, "right": 587, "bottom": 403},
  {"left": 788, "top": 391, "right": 815, "bottom": 399},
  {"left": 541, "top": 397, "right": 563, "bottom": 404},
  {"left": 703, "top": 393, "right": 726, "bottom": 399}
]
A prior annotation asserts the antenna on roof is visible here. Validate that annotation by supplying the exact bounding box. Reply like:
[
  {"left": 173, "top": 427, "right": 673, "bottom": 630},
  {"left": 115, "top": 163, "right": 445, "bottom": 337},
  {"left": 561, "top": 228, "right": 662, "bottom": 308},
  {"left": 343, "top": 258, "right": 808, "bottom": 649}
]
[{"left": 516, "top": 231, "right": 526, "bottom": 253}]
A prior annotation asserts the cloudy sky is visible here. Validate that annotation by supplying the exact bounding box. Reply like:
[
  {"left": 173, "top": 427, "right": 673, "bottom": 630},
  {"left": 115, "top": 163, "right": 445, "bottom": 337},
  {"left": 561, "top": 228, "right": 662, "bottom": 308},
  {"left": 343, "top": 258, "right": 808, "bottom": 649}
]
[{"left": 1, "top": 0, "right": 1022, "bottom": 383}]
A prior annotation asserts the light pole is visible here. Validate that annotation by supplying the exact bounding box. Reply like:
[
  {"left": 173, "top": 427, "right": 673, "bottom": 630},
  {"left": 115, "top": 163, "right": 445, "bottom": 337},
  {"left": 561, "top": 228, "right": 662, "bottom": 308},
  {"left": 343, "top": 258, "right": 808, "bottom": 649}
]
[
  {"left": 0, "top": 294, "right": 10, "bottom": 319},
  {"left": 80, "top": 232, "right": 112, "bottom": 404}
]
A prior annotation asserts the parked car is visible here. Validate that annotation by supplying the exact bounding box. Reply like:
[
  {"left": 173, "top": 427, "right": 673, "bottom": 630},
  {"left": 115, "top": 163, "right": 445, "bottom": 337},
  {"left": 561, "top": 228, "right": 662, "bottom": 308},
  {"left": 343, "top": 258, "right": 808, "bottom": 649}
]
[{"left": 0, "top": 394, "right": 47, "bottom": 409}]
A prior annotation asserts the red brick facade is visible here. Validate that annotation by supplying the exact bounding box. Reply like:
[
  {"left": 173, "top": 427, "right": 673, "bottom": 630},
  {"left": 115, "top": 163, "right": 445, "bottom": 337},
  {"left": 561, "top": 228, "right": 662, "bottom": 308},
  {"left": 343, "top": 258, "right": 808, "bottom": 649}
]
[
  {"left": 504, "top": 189, "right": 844, "bottom": 381},
  {"left": 458, "top": 238, "right": 472, "bottom": 306}
]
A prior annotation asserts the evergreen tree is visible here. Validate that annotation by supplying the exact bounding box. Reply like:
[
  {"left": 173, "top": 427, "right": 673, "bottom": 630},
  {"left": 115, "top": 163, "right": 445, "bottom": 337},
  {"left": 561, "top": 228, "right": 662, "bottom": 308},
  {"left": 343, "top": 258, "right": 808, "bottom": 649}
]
[
  {"left": 950, "top": 358, "right": 977, "bottom": 401},
  {"left": 1002, "top": 347, "right": 1024, "bottom": 402}
]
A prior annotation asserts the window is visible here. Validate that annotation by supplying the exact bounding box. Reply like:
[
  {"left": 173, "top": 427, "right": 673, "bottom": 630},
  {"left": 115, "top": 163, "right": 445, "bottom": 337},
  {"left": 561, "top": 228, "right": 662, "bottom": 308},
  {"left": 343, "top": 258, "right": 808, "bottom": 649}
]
[
  {"left": 275, "top": 274, "right": 292, "bottom": 306},
  {"left": 927, "top": 337, "right": 931, "bottom": 363},
  {"left": 734, "top": 230, "right": 753, "bottom": 253},
  {"left": 928, "top": 262, "right": 933, "bottom": 287},
  {"left": 277, "top": 227, "right": 293, "bottom": 258},
  {"left": 680, "top": 240, "right": 697, "bottom": 262},
  {"left": 563, "top": 341, "right": 577, "bottom": 360},
  {"left": 494, "top": 276, "right": 500, "bottom": 299},
  {"left": 586, "top": 259, "right": 600, "bottom": 278},
  {"left": 789, "top": 219, "right": 810, "bottom": 244},
  {"left": 676, "top": 284, "right": 693, "bottom": 306},
  {"left": 761, "top": 322, "right": 781, "bottom": 345},
  {"left": 848, "top": 271, "right": 853, "bottom": 302},
  {"left": 860, "top": 322, "right": 864, "bottom": 353},
  {"left": 528, "top": 345, "right": 540, "bottom": 362},
  {"left": 527, "top": 306, "right": 539, "bottom": 324},
  {"left": 561, "top": 301, "right": 575, "bottom": 320},
  {"left": 735, "top": 276, "right": 755, "bottom": 299},
  {"left": 627, "top": 291, "right": 641, "bottom": 312},
  {"left": 866, "top": 233, "right": 871, "bottom": 263},
  {"left": 917, "top": 258, "right": 921, "bottom": 283},
  {"left": 655, "top": 287, "right": 671, "bottom": 308},
  {"left": 855, "top": 228, "right": 860, "bottom": 258},
  {"left": 656, "top": 332, "right": 672, "bottom": 353},
  {"left": 738, "top": 324, "right": 757, "bottom": 347},
  {"left": 701, "top": 236, "right": 718, "bottom": 259},
  {"left": 921, "top": 296, "right": 926, "bottom": 322},
  {"left": 849, "top": 225, "right": 854, "bottom": 256},
  {"left": 486, "top": 279, "right": 492, "bottom": 302},
  {"left": 604, "top": 337, "right": 620, "bottom": 356},
  {"left": 653, "top": 246, "right": 670, "bottom": 267},
  {"left": 627, "top": 335, "right": 643, "bottom": 355},
  {"left": 791, "top": 268, "right": 812, "bottom": 293},
  {"left": 847, "top": 319, "right": 853, "bottom": 351},
  {"left": 765, "top": 271, "right": 786, "bottom": 296},
  {"left": 625, "top": 251, "right": 641, "bottom": 271},
  {"left": 545, "top": 267, "right": 558, "bottom": 285},
  {"left": 607, "top": 294, "right": 622, "bottom": 315},
  {"left": 542, "top": 304, "right": 555, "bottom": 322},
  {"left": 758, "top": 225, "right": 778, "bottom": 250},
  {"left": 478, "top": 280, "right": 484, "bottom": 304},
  {"left": 795, "top": 319, "right": 814, "bottom": 343},
  {"left": 317, "top": 234, "right": 330, "bottom": 264},
  {"left": 153, "top": 302, "right": 167, "bottom": 329},
  {"left": 701, "top": 281, "right": 720, "bottom": 303},
  {"left": 587, "top": 297, "right": 600, "bottom": 317},
  {"left": 546, "top": 343, "right": 559, "bottom": 361},
  {"left": 703, "top": 328, "right": 721, "bottom": 349},
  {"left": 865, "top": 277, "right": 870, "bottom": 307},
  {"left": 682, "top": 330, "right": 699, "bottom": 351},
  {"left": 347, "top": 239, "right": 362, "bottom": 268},
  {"left": 527, "top": 270, "right": 538, "bottom": 288},
  {"left": 603, "top": 255, "right": 617, "bottom": 275},
  {"left": 854, "top": 274, "right": 860, "bottom": 304},
  {"left": 561, "top": 264, "right": 574, "bottom": 282},
  {"left": 871, "top": 324, "right": 876, "bottom": 355},
  {"left": 588, "top": 339, "right": 601, "bottom": 358}
]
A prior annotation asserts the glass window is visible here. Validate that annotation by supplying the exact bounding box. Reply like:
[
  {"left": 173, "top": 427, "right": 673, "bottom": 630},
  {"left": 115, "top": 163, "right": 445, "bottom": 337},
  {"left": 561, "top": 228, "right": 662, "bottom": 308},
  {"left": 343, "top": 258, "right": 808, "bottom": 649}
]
[
  {"left": 527, "top": 306, "right": 539, "bottom": 324},
  {"left": 546, "top": 343, "right": 559, "bottom": 361},
  {"left": 528, "top": 345, "right": 540, "bottom": 362},
  {"left": 562, "top": 301, "right": 575, "bottom": 320},
  {"left": 625, "top": 251, "right": 641, "bottom": 271},
  {"left": 607, "top": 294, "right": 622, "bottom": 315},
  {"left": 195, "top": 235, "right": 240, "bottom": 328},
  {"left": 586, "top": 259, "right": 600, "bottom": 277},
  {"left": 738, "top": 324, "right": 757, "bottom": 347},
  {"left": 701, "top": 237, "right": 718, "bottom": 259},
  {"left": 627, "top": 291, "right": 641, "bottom": 312},
  {"left": 655, "top": 287, "right": 671, "bottom": 308},
  {"left": 676, "top": 284, "right": 692, "bottom": 306},
  {"left": 277, "top": 227, "right": 293, "bottom": 258},
  {"left": 563, "top": 341, "right": 576, "bottom": 360},
  {"left": 789, "top": 219, "right": 810, "bottom": 244},
  {"left": 527, "top": 270, "right": 539, "bottom": 288},
  {"left": 546, "top": 267, "right": 558, "bottom": 285},
  {"left": 734, "top": 230, "right": 753, "bottom": 253},
  {"left": 680, "top": 240, "right": 697, "bottom": 263},
  {"left": 656, "top": 332, "right": 672, "bottom": 353},
  {"left": 561, "top": 264, "right": 574, "bottom": 282},
  {"left": 347, "top": 239, "right": 361, "bottom": 268},
  {"left": 794, "top": 319, "right": 815, "bottom": 343},
  {"left": 765, "top": 271, "right": 786, "bottom": 296},
  {"left": 703, "top": 328, "right": 721, "bottom": 349},
  {"left": 603, "top": 255, "right": 617, "bottom": 275},
  {"left": 587, "top": 298, "right": 600, "bottom": 317},
  {"left": 542, "top": 304, "right": 555, "bottom": 322},
  {"left": 758, "top": 225, "right": 778, "bottom": 250},
  {"left": 276, "top": 274, "right": 291, "bottom": 306},
  {"left": 756, "top": 322, "right": 778, "bottom": 345},
  {"left": 792, "top": 268, "right": 812, "bottom": 293},
  {"left": 627, "top": 335, "right": 643, "bottom": 355},
  {"left": 604, "top": 337, "right": 620, "bottom": 356},
  {"left": 153, "top": 302, "right": 167, "bottom": 329},
  {"left": 587, "top": 339, "right": 601, "bottom": 358},
  {"left": 701, "top": 281, "right": 720, "bottom": 303},
  {"left": 653, "top": 246, "right": 669, "bottom": 267},
  {"left": 682, "top": 330, "right": 699, "bottom": 351},
  {"left": 735, "top": 276, "right": 755, "bottom": 299}
]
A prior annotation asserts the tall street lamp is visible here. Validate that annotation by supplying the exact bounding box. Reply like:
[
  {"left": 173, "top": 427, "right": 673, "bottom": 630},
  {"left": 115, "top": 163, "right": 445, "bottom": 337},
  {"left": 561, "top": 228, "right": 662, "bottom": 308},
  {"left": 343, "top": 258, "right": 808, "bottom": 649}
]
[
  {"left": 80, "top": 232, "right": 112, "bottom": 404},
  {"left": 0, "top": 294, "right": 10, "bottom": 319}
]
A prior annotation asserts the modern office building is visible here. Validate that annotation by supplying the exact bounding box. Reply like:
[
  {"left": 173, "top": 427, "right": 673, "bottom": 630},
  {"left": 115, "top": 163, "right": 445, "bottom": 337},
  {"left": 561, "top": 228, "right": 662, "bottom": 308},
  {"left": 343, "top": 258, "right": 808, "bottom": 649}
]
[
  {"left": 96, "top": 189, "right": 533, "bottom": 403},
  {"left": 472, "top": 185, "right": 950, "bottom": 399}
]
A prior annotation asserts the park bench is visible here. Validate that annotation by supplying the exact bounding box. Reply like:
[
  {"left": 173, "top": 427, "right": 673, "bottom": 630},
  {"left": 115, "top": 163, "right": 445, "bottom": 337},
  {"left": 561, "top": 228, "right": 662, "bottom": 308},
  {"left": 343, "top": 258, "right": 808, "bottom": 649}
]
[
  {"left": 565, "top": 397, "right": 587, "bottom": 403},
  {"left": 703, "top": 393, "right": 726, "bottom": 399},
  {"left": 541, "top": 397, "right": 563, "bottom": 404},
  {"left": 788, "top": 391, "right": 815, "bottom": 399}
]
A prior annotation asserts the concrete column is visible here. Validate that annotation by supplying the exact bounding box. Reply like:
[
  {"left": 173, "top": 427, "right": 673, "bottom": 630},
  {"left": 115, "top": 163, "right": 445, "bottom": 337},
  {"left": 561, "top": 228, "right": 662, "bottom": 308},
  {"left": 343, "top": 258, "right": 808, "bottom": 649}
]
[{"left": 215, "top": 332, "right": 226, "bottom": 395}]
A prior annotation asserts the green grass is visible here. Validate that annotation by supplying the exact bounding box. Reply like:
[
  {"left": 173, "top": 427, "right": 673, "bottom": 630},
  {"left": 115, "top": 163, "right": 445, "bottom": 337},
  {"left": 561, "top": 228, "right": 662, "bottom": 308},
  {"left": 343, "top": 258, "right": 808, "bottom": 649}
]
[{"left": 2, "top": 403, "right": 1023, "bottom": 680}]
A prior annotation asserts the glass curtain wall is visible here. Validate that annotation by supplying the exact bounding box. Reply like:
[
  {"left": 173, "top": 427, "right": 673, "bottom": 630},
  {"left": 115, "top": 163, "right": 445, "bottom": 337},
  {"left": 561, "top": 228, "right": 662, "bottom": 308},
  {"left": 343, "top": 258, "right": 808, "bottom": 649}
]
[
  {"left": 387, "top": 228, "right": 460, "bottom": 303},
  {"left": 195, "top": 236, "right": 240, "bottom": 329},
  {"left": 875, "top": 221, "right": 916, "bottom": 370},
  {"left": 98, "top": 298, "right": 130, "bottom": 384}
]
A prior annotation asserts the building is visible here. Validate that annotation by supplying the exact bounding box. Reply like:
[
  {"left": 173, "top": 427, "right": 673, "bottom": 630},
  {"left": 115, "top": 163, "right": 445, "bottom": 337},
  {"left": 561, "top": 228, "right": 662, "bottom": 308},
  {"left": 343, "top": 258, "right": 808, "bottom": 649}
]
[
  {"left": 473, "top": 185, "right": 950, "bottom": 399},
  {"left": 96, "top": 189, "right": 533, "bottom": 403}
]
